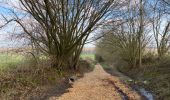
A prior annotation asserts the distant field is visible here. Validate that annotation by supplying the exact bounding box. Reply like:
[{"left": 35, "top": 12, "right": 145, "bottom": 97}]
[
  {"left": 0, "top": 47, "right": 95, "bottom": 71},
  {"left": 81, "top": 47, "right": 95, "bottom": 60},
  {"left": 0, "top": 53, "right": 24, "bottom": 71},
  {"left": 80, "top": 53, "right": 95, "bottom": 60}
]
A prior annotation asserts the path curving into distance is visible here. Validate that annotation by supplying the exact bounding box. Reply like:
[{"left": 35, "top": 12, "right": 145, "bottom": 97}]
[{"left": 49, "top": 64, "right": 142, "bottom": 100}]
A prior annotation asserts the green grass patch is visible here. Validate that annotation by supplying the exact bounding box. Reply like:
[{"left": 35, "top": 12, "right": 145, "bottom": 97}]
[
  {"left": 0, "top": 53, "right": 24, "bottom": 71},
  {"left": 80, "top": 53, "right": 95, "bottom": 60},
  {"left": 0, "top": 53, "right": 95, "bottom": 72}
]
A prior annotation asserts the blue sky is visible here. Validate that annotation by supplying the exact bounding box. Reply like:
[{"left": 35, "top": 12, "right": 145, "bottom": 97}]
[
  {"left": 0, "top": 2, "right": 95, "bottom": 48},
  {"left": 0, "top": 0, "right": 165, "bottom": 48},
  {"left": 0, "top": 2, "right": 24, "bottom": 48}
]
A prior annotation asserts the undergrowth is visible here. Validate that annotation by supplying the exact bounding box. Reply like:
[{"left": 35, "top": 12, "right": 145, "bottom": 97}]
[
  {"left": 0, "top": 54, "right": 95, "bottom": 99},
  {"left": 118, "top": 54, "right": 170, "bottom": 100}
]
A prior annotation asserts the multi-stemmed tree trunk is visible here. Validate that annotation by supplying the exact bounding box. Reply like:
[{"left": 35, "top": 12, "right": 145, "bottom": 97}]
[{"left": 0, "top": 0, "right": 117, "bottom": 71}]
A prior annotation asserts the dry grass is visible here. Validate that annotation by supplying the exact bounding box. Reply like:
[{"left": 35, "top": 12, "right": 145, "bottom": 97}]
[
  {"left": 0, "top": 57, "right": 94, "bottom": 100},
  {"left": 0, "top": 63, "right": 60, "bottom": 99},
  {"left": 118, "top": 55, "right": 170, "bottom": 100}
]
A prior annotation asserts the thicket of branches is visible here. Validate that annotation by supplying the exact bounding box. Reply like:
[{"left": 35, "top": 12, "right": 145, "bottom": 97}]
[
  {"left": 151, "top": 0, "right": 170, "bottom": 59},
  {"left": 96, "top": 0, "right": 170, "bottom": 68},
  {"left": 97, "top": 0, "right": 148, "bottom": 68},
  {"left": 0, "top": 0, "right": 124, "bottom": 72},
  {"left": 0, "top": 0, "right": 170, "bottom": 71}
]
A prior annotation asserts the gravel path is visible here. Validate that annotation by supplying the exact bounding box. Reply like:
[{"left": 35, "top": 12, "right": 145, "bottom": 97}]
[{"left": 49, "top": 64, "right": 142, "bottom": 100}]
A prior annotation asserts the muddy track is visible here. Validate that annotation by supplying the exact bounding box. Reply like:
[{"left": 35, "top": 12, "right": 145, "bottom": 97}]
[{"left": 49, "top": 64, "right": 142, "bottom": 100}]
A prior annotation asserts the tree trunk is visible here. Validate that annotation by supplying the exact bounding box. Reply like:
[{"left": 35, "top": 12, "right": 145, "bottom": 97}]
[{"left": 139, "top": 0, "right": 143, "bottom": 68}]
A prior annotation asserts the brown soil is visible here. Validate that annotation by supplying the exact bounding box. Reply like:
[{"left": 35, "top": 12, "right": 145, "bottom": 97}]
[{"left": 49, "top": 64, "right": 142, "bottom": 100}]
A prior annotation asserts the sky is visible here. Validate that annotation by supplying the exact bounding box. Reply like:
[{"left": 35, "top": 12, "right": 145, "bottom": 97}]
[
  {"left": 0, "top": 0, "right": 96, "bottom": 48},
  {"left": 0, "top": 0, "right": 20, "bottom": 48},
  {"left": 0, "top": 0, "right": 167, "bottom": 48}
]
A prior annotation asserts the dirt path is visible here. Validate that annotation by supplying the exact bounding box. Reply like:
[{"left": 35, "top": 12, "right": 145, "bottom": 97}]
[{"left": 49, "top": 64, "right": 142, "bottom": 100}]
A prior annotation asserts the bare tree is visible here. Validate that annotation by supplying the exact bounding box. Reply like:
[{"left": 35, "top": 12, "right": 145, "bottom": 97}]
[
  {"left": 151, "top": 10, "right": 170, "bottom": 59},
  {"left": 96, "top": 0, "right": 150, "bottom": 68},
  {"left": 0, "top": 0, "right": 118, "bottom": 71}
]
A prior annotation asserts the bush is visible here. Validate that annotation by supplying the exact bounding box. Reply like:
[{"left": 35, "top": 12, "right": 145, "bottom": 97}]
[
  {"left": 95, "top": 54, "right": 104, "bottom": 62},
  {"left": 142, "top": 52, "right": 157, "bottom": 64}
]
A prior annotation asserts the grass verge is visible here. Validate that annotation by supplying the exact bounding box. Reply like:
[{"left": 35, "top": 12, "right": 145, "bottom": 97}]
[
  {"left": 0, "top": 56, "right": 95, "bottom": 99},
  {"left": 118, "top": 58, "right": 170, "bottom": 100}
]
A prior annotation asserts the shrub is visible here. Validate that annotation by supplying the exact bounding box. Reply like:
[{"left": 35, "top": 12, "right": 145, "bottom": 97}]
[
  {"left": 142, "top": 52, "right": 157, "bottom": 64},
  {"left": 95, "top": 54, "right": 104, "bottom": 62}
]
